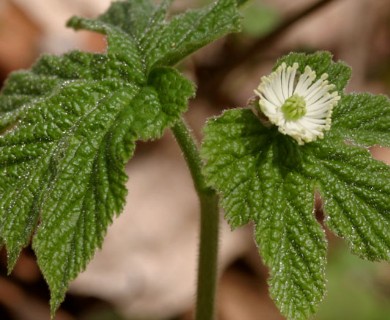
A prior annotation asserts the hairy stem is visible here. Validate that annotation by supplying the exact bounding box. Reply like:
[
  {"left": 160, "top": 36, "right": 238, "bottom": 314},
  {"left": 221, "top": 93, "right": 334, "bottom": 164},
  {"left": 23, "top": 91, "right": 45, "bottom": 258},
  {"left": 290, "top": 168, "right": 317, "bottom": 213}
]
[{"left": 172, "top": 118, "right": 219, "bottom": 320}]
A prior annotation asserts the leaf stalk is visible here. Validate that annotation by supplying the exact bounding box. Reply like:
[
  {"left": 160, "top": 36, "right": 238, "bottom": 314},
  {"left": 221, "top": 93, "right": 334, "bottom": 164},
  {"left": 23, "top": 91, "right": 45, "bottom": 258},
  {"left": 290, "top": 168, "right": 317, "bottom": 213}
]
[{"left": 171, "top": 118, "right": 219, "bottom": 320}]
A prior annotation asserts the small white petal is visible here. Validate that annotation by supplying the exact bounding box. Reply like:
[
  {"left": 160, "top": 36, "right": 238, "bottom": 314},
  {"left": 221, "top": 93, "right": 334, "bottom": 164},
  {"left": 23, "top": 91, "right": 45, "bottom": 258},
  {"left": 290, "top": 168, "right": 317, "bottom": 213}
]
[
  {"left": 294, "top": 67, "right": 316, "bottom": 96},
  {"left": 287, "top": 63, "right": 298, "bottom": 97},
  {"left": 254, "top": 62, "right": 340, "bottom": 144}
]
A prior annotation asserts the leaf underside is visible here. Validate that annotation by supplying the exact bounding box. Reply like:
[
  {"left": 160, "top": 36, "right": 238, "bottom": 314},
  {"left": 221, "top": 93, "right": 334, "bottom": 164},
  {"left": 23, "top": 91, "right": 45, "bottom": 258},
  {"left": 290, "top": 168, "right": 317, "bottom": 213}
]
[
  {"left": 201, "top": 52, "right": 390, "bottom": 320},
  {"left": 0, "top": 0, "right": 240, "bottom": 315}
]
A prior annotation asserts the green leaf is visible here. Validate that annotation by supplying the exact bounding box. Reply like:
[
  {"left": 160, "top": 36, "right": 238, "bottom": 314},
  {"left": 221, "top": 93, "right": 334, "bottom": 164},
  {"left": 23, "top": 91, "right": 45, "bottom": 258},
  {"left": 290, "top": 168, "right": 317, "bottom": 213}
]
[
  {"left": 275, "top": 51, "right": 351, "bottom": 93},
  {"left": 0, "top": 0, "right": 241, "bottom": 314},
  {"left": 332, "top": 93, "right": 390, "bottom": 148},
  {"left": 0, "top": 58, "right": 193, "bottom": 313},
  {"left": 201, "top": 109, "right": 327, "bottom": 320},
  {"left": 303, "top": 138, "right": 390, "bottom": 260},
  {"left": 201, "top": 52, "right": 390, "bottom": 319},
  {"left": 67, "top": 0, "right": 241, "bottom": 71}
]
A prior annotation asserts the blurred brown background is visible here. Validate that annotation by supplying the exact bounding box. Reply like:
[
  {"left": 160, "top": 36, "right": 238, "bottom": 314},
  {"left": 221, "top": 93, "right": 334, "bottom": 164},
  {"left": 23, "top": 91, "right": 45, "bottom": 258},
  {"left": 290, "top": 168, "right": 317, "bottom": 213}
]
[{"left": 1, "top": 0, "right": 390, "bottom": 319}]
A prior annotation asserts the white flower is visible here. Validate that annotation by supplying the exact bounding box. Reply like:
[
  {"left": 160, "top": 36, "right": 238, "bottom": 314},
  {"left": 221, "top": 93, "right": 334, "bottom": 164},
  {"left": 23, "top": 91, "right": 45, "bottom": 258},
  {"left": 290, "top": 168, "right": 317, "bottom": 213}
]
[{"left": 254, "top": 62, "right": 340, "bottom": 145}]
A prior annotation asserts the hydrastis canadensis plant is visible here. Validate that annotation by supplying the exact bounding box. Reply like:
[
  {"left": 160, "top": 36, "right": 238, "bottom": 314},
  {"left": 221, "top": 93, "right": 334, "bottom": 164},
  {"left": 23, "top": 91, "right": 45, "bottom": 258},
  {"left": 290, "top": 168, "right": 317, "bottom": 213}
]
[{"left": 0, "top": 1, "right": 389, "bottom": 319}]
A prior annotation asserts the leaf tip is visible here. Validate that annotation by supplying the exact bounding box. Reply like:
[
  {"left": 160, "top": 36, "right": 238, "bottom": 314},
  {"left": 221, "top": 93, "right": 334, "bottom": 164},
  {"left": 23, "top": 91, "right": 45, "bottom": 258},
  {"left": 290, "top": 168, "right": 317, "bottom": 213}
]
[
  {"left": 5, "top": 246, "right": 22, "bottom": 275},
  {"left": 66, "top": 16, "right": 82, "bottom": 30}
]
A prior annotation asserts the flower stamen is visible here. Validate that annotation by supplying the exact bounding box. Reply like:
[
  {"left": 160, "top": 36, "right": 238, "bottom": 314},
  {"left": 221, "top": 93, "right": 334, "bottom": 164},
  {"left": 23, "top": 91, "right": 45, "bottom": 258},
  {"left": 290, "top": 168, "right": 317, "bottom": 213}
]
[{"left": 254, "top": 62, "right": 340, "bottom": 145}]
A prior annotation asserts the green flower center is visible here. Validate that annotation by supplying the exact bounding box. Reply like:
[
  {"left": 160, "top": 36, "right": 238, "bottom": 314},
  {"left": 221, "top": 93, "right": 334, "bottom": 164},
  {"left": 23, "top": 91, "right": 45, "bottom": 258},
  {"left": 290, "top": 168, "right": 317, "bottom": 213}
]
[{"left": 281, "top": 94, "right": 307, "bottom": 121}]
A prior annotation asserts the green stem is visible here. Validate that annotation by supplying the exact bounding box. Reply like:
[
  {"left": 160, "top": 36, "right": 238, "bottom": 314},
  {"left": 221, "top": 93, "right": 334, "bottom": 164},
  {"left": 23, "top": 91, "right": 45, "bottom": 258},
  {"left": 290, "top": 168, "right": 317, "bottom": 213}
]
[{"left": 171, "top": 118, "right": 219, "bottom": 320}]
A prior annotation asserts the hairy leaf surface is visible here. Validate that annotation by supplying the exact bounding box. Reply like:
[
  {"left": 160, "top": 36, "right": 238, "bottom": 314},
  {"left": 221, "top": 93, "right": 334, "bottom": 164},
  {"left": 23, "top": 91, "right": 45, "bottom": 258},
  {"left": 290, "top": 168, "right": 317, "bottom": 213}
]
[
  {"left": 304, "top": 138, "right": 390, "bottom": 260},
  {"left": 201, "top": 52, "right": 390, "bottom": 319},
  {"left": 202, "top": 109, "right": 327, "bottom": 319},
  {"left": 332, "top": 93, "right": 390, "bottom": 147},
  {"left": 0, "top": 0, "right": 240, "bottom": 314},
  {"left": 68, "top": 0, "right": 241, "bottom": 71}
]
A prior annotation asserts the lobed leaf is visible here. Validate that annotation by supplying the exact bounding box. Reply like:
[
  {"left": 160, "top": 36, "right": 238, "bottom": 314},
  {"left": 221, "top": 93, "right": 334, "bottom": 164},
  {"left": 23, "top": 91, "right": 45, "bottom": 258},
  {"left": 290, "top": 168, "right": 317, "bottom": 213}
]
[
  {"left": 0, "top": 54, "right": 194, "bottom": 313},
  {"left": 0, "top": 0, "right": 241, "bottom": 314},
  {"left": 201, "top": 109, "right": 327, "bottom": 320},
  {"left": 201, "top": 52, "right": 390, "bottom": 319}
]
